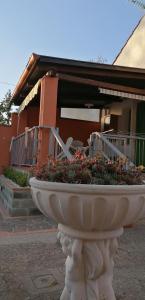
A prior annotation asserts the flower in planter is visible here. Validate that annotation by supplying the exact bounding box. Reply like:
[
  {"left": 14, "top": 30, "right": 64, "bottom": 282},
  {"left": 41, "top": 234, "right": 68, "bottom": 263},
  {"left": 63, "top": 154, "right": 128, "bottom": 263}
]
[{"left": 32, "top": 157, "right": 143, "bottom": 185}]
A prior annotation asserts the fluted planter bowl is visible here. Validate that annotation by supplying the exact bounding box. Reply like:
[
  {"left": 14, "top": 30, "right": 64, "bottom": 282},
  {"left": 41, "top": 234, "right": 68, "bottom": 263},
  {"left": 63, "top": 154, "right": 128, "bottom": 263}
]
[
  {"left": 30, "top": 177, "right": 145, "bottom": 300},
  {"left": 30, "top": 177, "right": 145, "bottom": 231}
]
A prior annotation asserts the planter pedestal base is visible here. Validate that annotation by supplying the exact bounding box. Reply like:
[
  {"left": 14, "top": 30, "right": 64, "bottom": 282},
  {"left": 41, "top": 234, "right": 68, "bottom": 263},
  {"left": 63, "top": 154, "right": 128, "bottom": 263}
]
[
  {"left": 58, "top": 224, "right": 123, "bottom": 300},
  {"left": 30, "top": 178, "right": 145, "bottom": 299}
]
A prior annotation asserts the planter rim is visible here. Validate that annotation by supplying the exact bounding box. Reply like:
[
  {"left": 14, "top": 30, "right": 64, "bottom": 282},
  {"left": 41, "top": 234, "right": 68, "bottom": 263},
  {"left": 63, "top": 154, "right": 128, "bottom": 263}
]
[{"left": 30, "top": 177, "right": 145, "bottom": 195}]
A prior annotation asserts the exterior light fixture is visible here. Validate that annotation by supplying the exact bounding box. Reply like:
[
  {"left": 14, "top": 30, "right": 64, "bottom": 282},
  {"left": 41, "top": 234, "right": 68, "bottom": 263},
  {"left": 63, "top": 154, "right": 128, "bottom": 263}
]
[
  {"left": 84, "top": 103, "right": 94, "bottom": 108},
  {"left": 104, "top": 115, "right": 111, "bottom": 125}
]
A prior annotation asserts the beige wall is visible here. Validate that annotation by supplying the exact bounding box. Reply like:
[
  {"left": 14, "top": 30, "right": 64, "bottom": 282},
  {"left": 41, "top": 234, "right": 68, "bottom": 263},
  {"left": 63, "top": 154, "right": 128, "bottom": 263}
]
[
  {"left": 114, "top": 16, "right": 145, "bottom": 68},
  {"left": 112, "top": 17, "right": 145, "bottom": 133}
]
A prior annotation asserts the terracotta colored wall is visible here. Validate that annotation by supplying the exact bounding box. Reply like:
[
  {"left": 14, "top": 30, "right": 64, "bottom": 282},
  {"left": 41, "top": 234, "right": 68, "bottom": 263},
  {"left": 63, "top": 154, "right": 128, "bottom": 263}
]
[
  {"left": 56, "top": 109, "right": 101, "bottom": 145},
  {"left": 17, "top": 110, "right": 27, "bottom": 135},
  {"left": 0, "top": 113, "right": 18, "bottom": 174},
  {"left": 17, "top": 106, "right": 39, "bottom": 135},
  {"left": 27, "top": 106, "right": 39, "bottom": 128}
]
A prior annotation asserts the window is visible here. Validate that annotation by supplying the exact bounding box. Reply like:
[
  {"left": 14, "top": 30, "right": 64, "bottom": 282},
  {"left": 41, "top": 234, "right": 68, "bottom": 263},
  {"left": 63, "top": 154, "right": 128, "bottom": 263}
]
[{"left": 61, "top": 108, "right": 100, "bottom": 122}]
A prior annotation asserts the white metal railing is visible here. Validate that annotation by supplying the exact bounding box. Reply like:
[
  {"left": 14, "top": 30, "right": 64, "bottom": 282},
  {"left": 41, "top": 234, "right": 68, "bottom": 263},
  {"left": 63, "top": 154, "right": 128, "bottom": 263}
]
[
  {"left": 89, "top": 131, "right": 145, "bottom": 166},
  {"left": 103, "top": 133, "right": 145, "bottom": 166},
  {"left": 10, "top": 126, "right": 145, "bottom": 167},
  {"left": 11, "top": 127, "right": 38, "bottom": 166},
  {"left": 89, "top": 131, "right": 127, "bottom": 162},
  {"left": 48, "top": 127, "right": 73, "bottom": 160},
  {"left": 11, "top": 126, "right": 73, "bottom": 166}
]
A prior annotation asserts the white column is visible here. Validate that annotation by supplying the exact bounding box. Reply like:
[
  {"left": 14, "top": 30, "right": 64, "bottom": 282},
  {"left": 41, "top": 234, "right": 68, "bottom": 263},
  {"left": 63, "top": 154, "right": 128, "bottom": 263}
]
[
  {"left": 130, "top": 101, "right": 137, "bottom": 161},
  {"left": 130, "top": 101, "right": 137, "bottom": 134}
]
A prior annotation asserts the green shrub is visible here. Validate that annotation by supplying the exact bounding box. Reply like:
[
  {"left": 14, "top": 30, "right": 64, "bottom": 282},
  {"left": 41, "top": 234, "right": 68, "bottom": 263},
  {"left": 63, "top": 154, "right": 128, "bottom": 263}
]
[{"left": 4, "top": 167, "right": 29, "bottom": 187}]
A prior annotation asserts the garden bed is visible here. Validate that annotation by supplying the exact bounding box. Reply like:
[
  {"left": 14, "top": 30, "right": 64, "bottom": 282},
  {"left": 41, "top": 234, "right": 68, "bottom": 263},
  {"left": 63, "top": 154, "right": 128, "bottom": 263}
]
[{"left": 0, "top": 175, "right": 40, "bottom": 217}]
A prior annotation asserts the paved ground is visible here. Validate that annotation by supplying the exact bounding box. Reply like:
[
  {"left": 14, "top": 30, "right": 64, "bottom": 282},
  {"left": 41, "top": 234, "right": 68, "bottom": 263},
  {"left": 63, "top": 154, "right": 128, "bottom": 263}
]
[
  {"left": 0, "top": 212, "right": 145, "bottom": 300},
  {"left": 0, "top": 214, "right": 57, "bottom": 233}
]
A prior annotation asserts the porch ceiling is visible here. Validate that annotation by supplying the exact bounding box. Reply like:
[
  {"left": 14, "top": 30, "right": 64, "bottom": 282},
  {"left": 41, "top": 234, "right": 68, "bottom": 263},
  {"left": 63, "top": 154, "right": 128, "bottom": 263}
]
[
  {"left": 11, "top": 53, "right": 145, "bottom": 107},
  {"left": 57, "top": 79, "right": 122, "bottom": 108}
]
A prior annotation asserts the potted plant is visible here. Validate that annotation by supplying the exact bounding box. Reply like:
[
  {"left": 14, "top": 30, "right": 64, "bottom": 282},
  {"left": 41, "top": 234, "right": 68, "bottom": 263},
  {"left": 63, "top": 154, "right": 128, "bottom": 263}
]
[{"left": 30, "top": 158, "right": 145, "bottom": 300}]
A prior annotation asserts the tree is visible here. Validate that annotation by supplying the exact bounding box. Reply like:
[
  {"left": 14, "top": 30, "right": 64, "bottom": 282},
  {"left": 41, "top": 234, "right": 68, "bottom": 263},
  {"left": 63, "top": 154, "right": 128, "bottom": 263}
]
[
  {"left": 0, "top": 90, "right": 12, "bottom": 125},
  {"left": 128, "top": 0, "right": 145, "bottom": 9}
]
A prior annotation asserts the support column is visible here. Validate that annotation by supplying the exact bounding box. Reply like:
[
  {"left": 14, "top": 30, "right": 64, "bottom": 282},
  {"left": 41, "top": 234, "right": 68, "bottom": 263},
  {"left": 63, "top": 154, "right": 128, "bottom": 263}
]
[{"left": 37, "top": 75, "right": 58, "bottom": 166}]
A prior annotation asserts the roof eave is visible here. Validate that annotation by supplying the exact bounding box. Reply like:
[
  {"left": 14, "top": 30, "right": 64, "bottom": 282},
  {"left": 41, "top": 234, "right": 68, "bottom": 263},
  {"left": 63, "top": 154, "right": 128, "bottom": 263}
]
[{"left": 11, "top": 53, "right": 40, "bottom": 104}]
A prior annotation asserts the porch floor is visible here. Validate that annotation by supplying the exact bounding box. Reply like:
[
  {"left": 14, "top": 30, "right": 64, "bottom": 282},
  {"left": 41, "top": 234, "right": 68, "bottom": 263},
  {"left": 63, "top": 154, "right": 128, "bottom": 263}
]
[{"left": 0, "top": 212, "right": 145, "bottom": 299}]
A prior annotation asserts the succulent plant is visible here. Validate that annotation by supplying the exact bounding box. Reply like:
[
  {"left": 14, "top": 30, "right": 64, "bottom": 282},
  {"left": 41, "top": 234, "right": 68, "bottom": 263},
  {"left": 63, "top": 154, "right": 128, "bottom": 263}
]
[{"left": 33, "top": 157, "right": 143, "bottom": 185}]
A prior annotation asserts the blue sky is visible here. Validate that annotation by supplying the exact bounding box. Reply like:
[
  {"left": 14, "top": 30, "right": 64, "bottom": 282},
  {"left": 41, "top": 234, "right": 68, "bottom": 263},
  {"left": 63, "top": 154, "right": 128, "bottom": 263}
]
[{"left": 0, "top": 0, "right": 144, "bottom": 100}]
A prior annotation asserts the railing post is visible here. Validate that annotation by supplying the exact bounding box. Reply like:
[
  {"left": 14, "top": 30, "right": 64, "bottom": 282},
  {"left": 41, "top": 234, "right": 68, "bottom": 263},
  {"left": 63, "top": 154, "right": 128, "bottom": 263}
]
[
  {"left": 54, "top": 127, "right": 59, "bottom": 159},
  {"left": 32, "top": 127, "right": 38, "bottom": 165},
  {"left": 89, "top": 134, "right": 97, "bottom": 158},
  {"left": 48, "top": 127, "right": 59, "bottom": 159}
]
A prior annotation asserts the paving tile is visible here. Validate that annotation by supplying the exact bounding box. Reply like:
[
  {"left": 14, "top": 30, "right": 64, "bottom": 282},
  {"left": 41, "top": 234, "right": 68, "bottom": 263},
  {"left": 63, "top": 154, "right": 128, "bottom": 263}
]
[{"left": 0, "top": 213, "right": 145, "bottom": 299}]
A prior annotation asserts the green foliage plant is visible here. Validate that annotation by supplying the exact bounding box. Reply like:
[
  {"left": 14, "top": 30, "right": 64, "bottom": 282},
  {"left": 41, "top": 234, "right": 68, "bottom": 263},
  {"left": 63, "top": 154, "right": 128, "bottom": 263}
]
[
  {"left": 4, "top": 167, "right": 29, "bottom": 187},
  {"left": 0, "top": 90, "right": 12, "bottom": 125}
]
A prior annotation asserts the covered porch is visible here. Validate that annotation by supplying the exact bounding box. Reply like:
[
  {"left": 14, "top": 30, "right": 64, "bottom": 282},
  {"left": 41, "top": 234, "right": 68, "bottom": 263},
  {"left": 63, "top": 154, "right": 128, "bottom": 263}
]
[{"left": 10, "top": 54, "right": 145, "bottom": 167}]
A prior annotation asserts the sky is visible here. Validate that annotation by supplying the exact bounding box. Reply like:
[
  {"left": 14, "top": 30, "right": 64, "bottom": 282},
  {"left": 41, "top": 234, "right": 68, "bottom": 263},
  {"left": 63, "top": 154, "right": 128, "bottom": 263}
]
[{"left": 0, "top": 0, "right": 144, "bottom": 100}]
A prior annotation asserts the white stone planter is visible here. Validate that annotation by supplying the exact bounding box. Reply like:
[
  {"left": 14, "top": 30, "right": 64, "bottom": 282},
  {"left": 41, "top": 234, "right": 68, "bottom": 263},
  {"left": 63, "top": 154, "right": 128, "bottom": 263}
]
[{"left": 30, "top": 177, "right": 145, "bottom": 300}]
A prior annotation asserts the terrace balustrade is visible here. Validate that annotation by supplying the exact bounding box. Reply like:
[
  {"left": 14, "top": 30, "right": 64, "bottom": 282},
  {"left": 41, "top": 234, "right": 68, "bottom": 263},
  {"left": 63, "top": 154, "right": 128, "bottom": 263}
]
[
  {"left": 10, "top": 125, "right": 145, "bottom": 167},
  {"left": 10, "top": 126, "right": 72, "bottom": 166}
]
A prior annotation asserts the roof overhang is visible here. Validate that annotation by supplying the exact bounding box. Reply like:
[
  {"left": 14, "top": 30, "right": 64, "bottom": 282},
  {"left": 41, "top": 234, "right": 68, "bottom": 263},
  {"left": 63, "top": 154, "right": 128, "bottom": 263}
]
[{"left": 11, "top": 53, "right": 145, "bottom": 108}]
